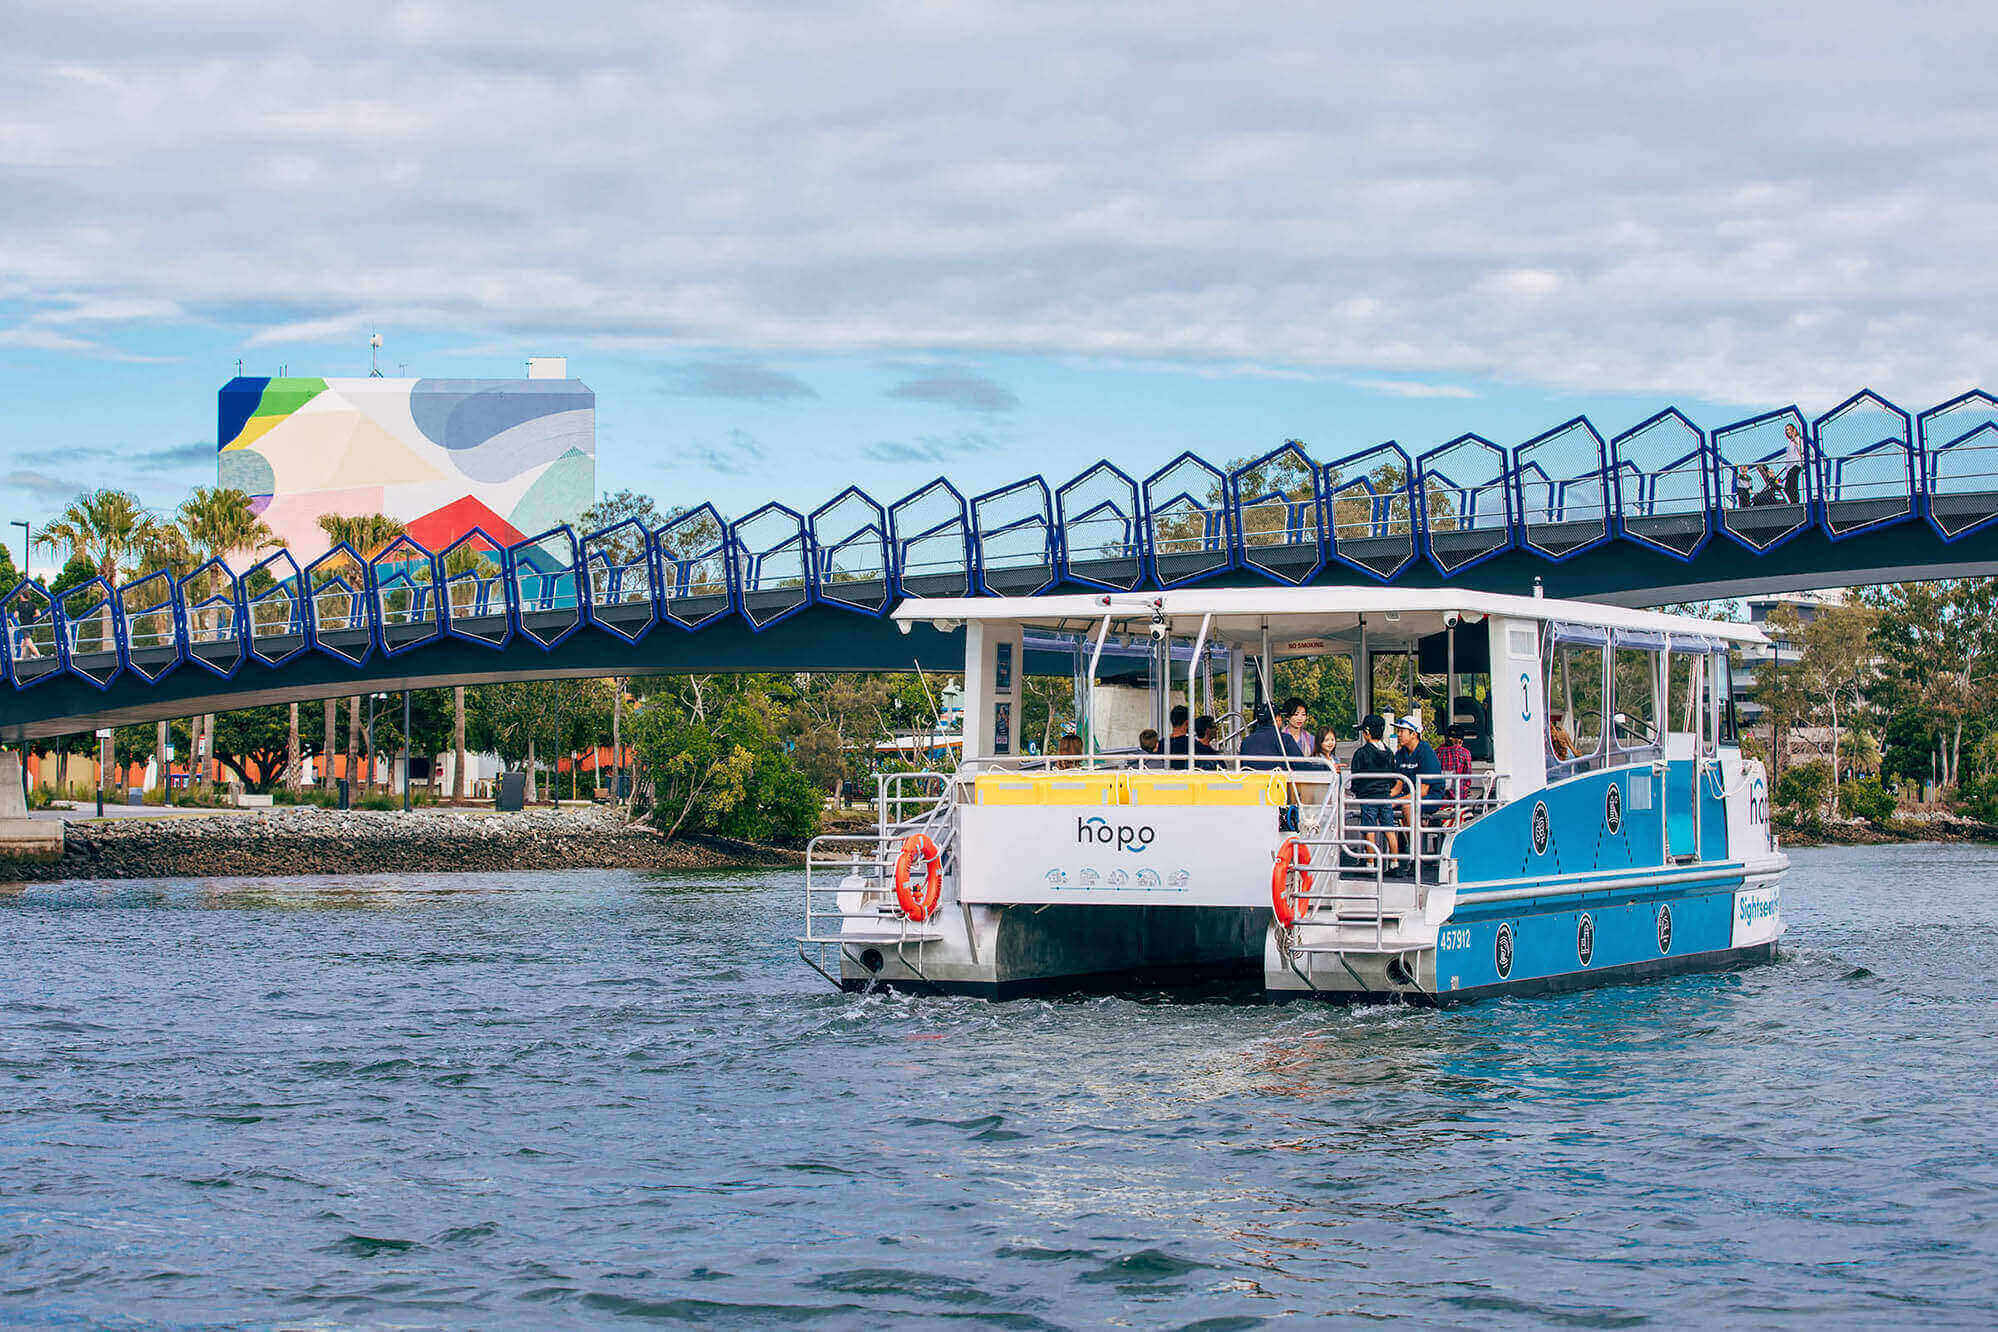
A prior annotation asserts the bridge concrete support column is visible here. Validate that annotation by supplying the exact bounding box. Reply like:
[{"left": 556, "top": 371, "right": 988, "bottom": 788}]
[{"left": 0, "top": 750, "right": 62, "bottom": 863}]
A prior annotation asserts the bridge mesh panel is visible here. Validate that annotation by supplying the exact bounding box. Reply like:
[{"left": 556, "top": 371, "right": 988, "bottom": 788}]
[
  {"left": 1814, "top": 391, "right": 1913, "bottom": 539},
  {"left": 59, "top": 576, "right": 122, "bottom": 689},
  {"left": 118, "top": 569, "right": 181, "bottom": 683},
  {"left": 1715, "top": 408, "right": 1812, "bottom": 551},
  {"left": 582, "top": 519, "right": 658, "bottom": 643},
  {"left": 1145, "top": 453, "right": 1231, "bottom": 587},
  {"left": 3, "top": 580, "right": 59, "bottom": 689},
  {"left": 973, "top": 478, "right": 1055, "bottom": 596},
  {"left": 731, "top": 503, "right": 811, "bottom": 629},
  {"left": 441, "top": 528, "right": 511, "bottom": 648},
  {"left": 509, "top": 527, "right": 584, "bottom": 647},
  {"left": 371, "top": 536, "right": 443, "bottom": 657},
  {"left": 1920, "top": 392, "right": 1998, "bottom": 539},
  {"left": 1514, "top": 418, "right": 1609, "bottom": 559},
  {"left": 890, "top": 480, "right": 972, "bottom": 599},
  {"left": 306, "top": 545, "right": 374, "bottom": 666},
  {"left": 655, "top": 505, "right": 733, "bottom": 629},
  {"left": 238, "top": 552, "right": 297, "bottom": 669},
  {"left": 810, "top": 487, "right": 890, "bottom": 615},
  {"left": 1232, "top": 441, "right": 1323, "bottom": 584},
  {"left": 1419, "top": 435, "right": 1511, "bottom": 574},
  {"left": 1323, "top": 442, "right": 1416, "bottom": 579},
  {"left": 1056, "top": 461, "right": 1143, "bottom": 591},
  {"left": 1611, "top": 409, "right": 1709, "bottom": 558}
]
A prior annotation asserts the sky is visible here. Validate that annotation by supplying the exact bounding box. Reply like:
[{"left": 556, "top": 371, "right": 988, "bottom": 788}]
[{"left": 4, "top": 0, "right": 1996, "bottom": 575}]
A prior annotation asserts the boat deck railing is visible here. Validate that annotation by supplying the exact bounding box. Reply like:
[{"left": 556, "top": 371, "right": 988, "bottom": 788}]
[{"left": 1276, "top": 771, "right": 1507, "bottom": 954}]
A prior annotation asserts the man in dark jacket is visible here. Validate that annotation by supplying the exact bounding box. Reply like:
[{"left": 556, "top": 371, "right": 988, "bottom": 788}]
[{"left": 1346, "top": 713, "right": 1398, "bottom": 866}]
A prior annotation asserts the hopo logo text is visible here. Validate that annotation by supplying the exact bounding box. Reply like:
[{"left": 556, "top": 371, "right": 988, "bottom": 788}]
[{"left": 1076, "top": 816, "right": 1156, "bottom": 853}]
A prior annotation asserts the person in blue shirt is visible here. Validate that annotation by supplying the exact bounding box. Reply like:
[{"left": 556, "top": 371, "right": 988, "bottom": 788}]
[
  {"left": 1239, "top": 704, "right": 1305, "bottom": 766},
  {"left": 1391, "top": 713, "right": 1444, "bottom": 876}
]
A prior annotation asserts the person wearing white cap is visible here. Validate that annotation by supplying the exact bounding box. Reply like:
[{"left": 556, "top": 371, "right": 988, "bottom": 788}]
[{"left": 1390, "top": 711, "right": 1443, "bottom": 877}]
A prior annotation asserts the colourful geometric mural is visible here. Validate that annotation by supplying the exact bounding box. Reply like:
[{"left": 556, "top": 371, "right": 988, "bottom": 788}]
[{"left": 217, "top": 376, "right": 595, "bottom": 560}]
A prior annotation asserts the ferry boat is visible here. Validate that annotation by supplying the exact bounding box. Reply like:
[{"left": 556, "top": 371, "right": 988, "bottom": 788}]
[{"left": 798, "top": 587, "right": 1785, "bottom": 1000}]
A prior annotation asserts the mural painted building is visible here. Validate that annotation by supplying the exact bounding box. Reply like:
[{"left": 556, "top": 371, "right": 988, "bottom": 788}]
[{"left": 216, "top": 373, "right": 595, "bottom": 561}]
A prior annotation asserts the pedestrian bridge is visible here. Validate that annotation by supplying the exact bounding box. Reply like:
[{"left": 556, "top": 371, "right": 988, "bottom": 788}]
[{"left": 7, "top": 387, "right": 1998, "bottom": 741}]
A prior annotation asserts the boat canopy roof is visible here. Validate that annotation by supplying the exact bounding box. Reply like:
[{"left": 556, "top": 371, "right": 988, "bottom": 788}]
[{"left": 893, "top": 586, "right": 1768, "bottom": 650}]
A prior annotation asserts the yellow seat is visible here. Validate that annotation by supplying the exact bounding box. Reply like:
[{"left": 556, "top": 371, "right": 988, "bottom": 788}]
[
  {"left": 972, "top": 772, "right": 1122, "bottom": 806},
  {"left": 1037, "top": 773, "right": 1121, "bottom": 805},
  {"left": 1198, "top": 773, "right": 1286, "bottom": 806},
  {"left": 1124, "top": 773, "right": 1204, "bottom": 805},
  {"left": 1125, "top": 771, "right": 1286, "bottom": 806},
  {"left": 972, "top": 775, "right": 1044, "bottom": 806}
]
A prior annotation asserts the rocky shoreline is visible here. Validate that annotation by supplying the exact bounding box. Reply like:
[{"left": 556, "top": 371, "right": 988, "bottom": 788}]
[
  {"left": 0, "top": 806, "right": 803, "bottom": 883},
  {"left": 1775, "top": 810, "right": 1998, "bottom": 847}
]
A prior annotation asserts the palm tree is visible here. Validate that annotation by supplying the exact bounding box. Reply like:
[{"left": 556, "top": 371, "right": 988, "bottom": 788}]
[
  {"left": 316, "top": 512, "right": 406, "bottom": 559},
  {"left": 177, "top": 487, "right": 277, "bottom": 787},
  {"left": 36, "top": 488, "right": 158, "bottom": 583}
]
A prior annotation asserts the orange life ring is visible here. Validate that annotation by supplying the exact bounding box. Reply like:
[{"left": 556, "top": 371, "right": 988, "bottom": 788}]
[
  {"left": 893, "top": 833, "right": 943, "bottom": 921},
  {"left": 1270, "top": 837, "right": 1313, "bottom": 927}
]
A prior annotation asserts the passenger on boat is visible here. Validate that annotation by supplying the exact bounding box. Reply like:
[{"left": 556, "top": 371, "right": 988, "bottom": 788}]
[
  {"left": 1280, "top": 698, "right": 1316, "bottom": 757},
  {"left": 1164, "top": 705, "right": 1192, "bottom": 758},
  {"left": 1053, "top": 734, "right": 1085, "bottom": 768},
  {"left": 1437, "top": 726, "right": 1472, "bottom": 777},
  {"left": 1547, "top": 711, "right": 1576, "bottom": 761},
  {"left": 1346, "top": 714, "right": 1399, "bottom": 862},
  {"left": 1138, "top": 728, "right": 1160, "bottom": 756},
  {"left": 1191, "top": 715, "right": 1222, "bottom": 766},
  {"left": 1239, "top": 704, "right": 1306, "bottom": 765},
  {"left": 1391, "top": 714, "right": 1445, "bottom": 875}
]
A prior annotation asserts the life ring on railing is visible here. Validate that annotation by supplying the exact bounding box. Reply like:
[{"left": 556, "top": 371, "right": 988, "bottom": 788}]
[
  {"left": 893, "top": 833, "right": 943, "bottom": 921},
  {"left": 1270, "top": 837, "right": 1313, "bottom": 928}
]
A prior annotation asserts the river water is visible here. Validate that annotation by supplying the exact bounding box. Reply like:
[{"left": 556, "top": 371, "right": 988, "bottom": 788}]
[{"left": 2, "top": 844, "right": 1994, "bottom": 1329}]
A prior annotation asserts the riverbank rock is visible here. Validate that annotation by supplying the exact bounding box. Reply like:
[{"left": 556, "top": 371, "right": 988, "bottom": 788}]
[
  {"left": 1776, "top": 810, "right": 1998, "bottom": 847},
  {"left": 0, "top": 806, "right": 803, "bottom": 883}
]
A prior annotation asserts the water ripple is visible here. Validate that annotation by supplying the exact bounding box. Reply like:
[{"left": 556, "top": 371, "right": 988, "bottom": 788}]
[{"left": 1, "top": 852, "right": 1995, "bottom": 1327}]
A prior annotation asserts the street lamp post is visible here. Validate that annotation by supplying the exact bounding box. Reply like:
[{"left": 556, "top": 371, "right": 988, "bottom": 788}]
[
  {"left": 402, "top": 690, "right": 411, "bottom": 812},
  {"left": 9, "top": 521, "right": 27, "bottom": 576}
]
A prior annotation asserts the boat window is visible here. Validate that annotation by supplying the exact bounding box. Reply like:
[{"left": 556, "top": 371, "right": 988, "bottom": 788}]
[
  {"left": 1715, "top": 650, "right": 1740, "bottom": 745},
  {"left": 1612, "top": 646, "right": 1661, "bottom": 752},
  {"left": 1666, "top": 651, "right": 1697, "bottom": 736},
  {"left": 1544, "top": 640, "right": 1605, "bottom": 767}
]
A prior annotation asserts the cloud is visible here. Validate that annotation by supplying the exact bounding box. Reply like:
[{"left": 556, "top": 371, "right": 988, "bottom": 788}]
[
  {"left": 686, "top": 428, "right": 767, "bottom": 473},
  {"left": 244, "top": 313, "right": 371, "bottom": 347},
  {"left": 135, "top": 441, "right": 215, "bottom": 472},
  {"left": 3, "top": 4, "right": 1998, "bottom": 404},
  {"left": 1, "top": 469, "right": 82, "bottom": 503},
  {"left": 0, "top": 326, "right": 100, "bottom": 354},
  {"left": 887, "top": 372, "right": 1019, "bottom": 414},
  {"left": 1350, "top": 378, "right": 1480, "bottom": 400},
  {"left": 862, "top": 432, "right": 998, "bottom": 465},
  {"left": 36, "top": 297, "right": 184, "bottom": 324},
  {"left": 672, "top": 361, "right": 817, "bottom": 401}
]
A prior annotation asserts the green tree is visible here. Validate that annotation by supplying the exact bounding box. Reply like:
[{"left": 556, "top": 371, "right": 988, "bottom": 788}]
[
  {"left": 628, "top": 675, "right": 821, "bottom": 841},
  {"left": 1865, "top": 580, "right": 1998, "bottom": 791},
  {"left": 316, "top": 512, "right": 407, "bottom": 559},
  {"left": 50, "top": 551, "right": 96, "bottom": 596},
  {"left": 35, "top": 488, "right": 158, "bottom": 582},
  {"left": 1774, "top": 759, "right": 1830, "bottom": 827},
  {"left": 209, "top": 705, "right": 297, "bottom": 792}
]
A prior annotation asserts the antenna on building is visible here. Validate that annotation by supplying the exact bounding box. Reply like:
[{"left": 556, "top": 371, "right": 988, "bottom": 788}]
[
  {"left": 234, "top": 358, "right": 244, "bottom": 378},
  {"left": 369, "top": 331, "right": 385, "bottom": 378}
]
